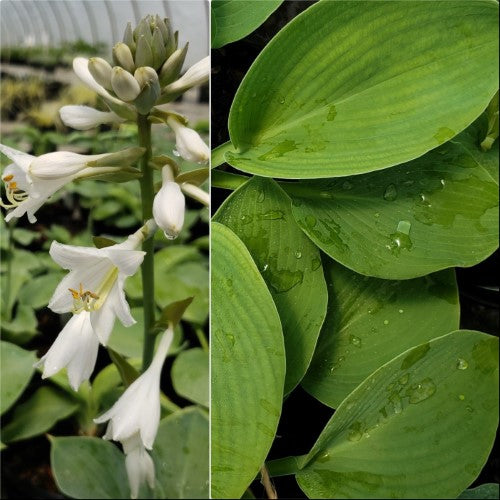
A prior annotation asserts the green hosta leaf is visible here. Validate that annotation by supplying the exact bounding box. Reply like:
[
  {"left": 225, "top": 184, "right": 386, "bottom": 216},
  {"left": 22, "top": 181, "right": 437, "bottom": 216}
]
[
  {"left": 125, "top": 246, "right": 208, "bottom": 324},
  {"left": 211, "top": 223, "right": 285, "bottom": 499},
  {"left": 458, "top": 484, "right": 500, "bottom": 499},
  {"left": 18, "top": 272, "right": 64, "bottom": 309},
  {"left": 51, "top": 436, "right": 130, "bottom": 499},
  {"left": 107, "top": 348, "right": 139, "bottom": 387},
  {"left": 0, "top": 341, "right": 36, "bottom": 414},
  {"left": 226, "top": 1, "right": 498, "bottom": 178},
  {"left": 1, "top": 303, "right": 38, "bottom": 344},
  {"left": 302, "top": 260, "right": 459, "bottom": 408},
  {"left": 211, "top": 0, "right": 283, "bottom": 49},
  {"left": 1, "top": 386, "right": 78, "bottom": 442},
  {"left": 214, "top": 177, "right": 327, "bottom": 393},
  {"left": 172, "top": 348, "right": 208, "bottom": 407},
  {"left": 287, "top": 128, "right": 498, "bottom": 279},
  {"left": 153, "top": 407, "right": 209, "bottom": 499},
  {"left": 296, "top": 330, "right": 499, "bottom": 499}
]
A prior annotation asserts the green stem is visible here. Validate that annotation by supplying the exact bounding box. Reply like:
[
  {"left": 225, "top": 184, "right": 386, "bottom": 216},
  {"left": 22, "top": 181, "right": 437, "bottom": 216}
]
[
  {"left": 137, "top": 114, "right": 156, "bottom": 371},
  {"left": 265, "top": 455, "right": 306, "bottom": 477},
  {"left": 211, "top": 170, "right": 249, "bottom": 190},
  {"left": 211, "top": 141, "right": 235, "bottom": 168},
  {"left": 195, "top": 327, "right": 209, "bottom": 352}
]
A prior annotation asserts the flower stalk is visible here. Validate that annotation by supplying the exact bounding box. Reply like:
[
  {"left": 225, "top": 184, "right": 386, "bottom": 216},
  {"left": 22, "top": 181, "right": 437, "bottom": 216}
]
[{"left": 137, "top": 113, "right": 156, "bottom": 370}]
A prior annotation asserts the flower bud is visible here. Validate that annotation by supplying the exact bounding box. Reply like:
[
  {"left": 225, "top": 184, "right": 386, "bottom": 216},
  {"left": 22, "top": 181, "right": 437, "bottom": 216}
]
[
  {"left": 155, "top": 15, "right": 169, "bottom": 45},
  {"left": 162, "top": 56, "right": 209, "bottom": 99},
  {"left": 159, "top": 43, "right": 188, "bottom": 87},
  {"left": 135, "top": 35, "right": 154, "bottom": 68},
  {"left": 134, "top": 66, "right": 160, "bottom": 90},
  {"left": 167, "top": 117, "right": 209, "bottom": 164},
  {"left": 88, "top": 57, "right": 113, "bottom": 89},
  {"left": 164, "top": 19, "right": 177, "bottom": 56},
  {"left": 59, "top": 105, "right": 124, "bottom": 130},
  {"left": 134, "top": 17, "right": 153, "bottom": 44},
  {"left": 153, "top": 169, "right": 185, "bottom": 240},
  {"left": 123, "top": 22, "right": 136, "bottom": 54},
  {"left": 113, "top": 42, "right": 135, "bottom": 73},
  {"left": 111, "top": 67, "right": 141, "bottom": 101},
  {"left": 152, "top": 27, "right": 167, "bottom": 69}
]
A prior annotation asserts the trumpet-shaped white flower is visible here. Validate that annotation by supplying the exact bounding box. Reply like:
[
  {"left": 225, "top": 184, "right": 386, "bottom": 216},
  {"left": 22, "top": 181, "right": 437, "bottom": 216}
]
[
  {"left": 0, "top": 144, "right": 118, "bottom": 223},
  {"left": 94, "top": 327, "right": 173, "bottom": 447},
  {"left": 163, "top": 56, "right": 209, "bottom": 94},
  {"left": 94, "top": 327, "right": 173, "bottom": 497},
  {"left": 167, "top": 116, "right": 209, "bottom": 164},
  {"left": 153, "top": 166, "right": 185, "bottom": 240},
  {"left": 123, "top": 434, "right": 155, "bottom": 499},
  {"left": 48, "top": 228, "right": 147, "bottom": 345},
  {"left": 59, "top": 105, "right": 125, "bottom": 130},
  {"left": 35, "top": 311, "right": 99, "bottom": 391}
]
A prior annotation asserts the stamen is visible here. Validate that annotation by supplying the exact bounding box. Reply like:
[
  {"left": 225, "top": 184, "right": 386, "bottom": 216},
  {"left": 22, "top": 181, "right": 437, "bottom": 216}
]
[
  {"left": 3, "top": 174, "right": 14, "bottom": 182},
  {"left": 68, "top": 283, "right": 100, "bottom": 313},
  {"left": 8, "top": 181, "right": 17, "bottom": 190},
  {"left": 68, "top": 288, "right": 80, "bottom": 299}
]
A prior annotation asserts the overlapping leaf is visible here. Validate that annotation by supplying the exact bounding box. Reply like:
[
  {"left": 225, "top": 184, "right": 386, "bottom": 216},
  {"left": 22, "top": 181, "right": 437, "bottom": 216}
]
[
  {"left": 211, "top": 0, "right": 283, "bottom": 49},
  {"left": 296, "top": 330, "right": 499, "bottom": 499},
  {"left": 214, "top": 177, "right": 327, "bottom": 393},
  {"left": 211, "top": 223, "right": 285, "bottom": 499},
  {"left": 286, "top": 121, "right": 498, "bottom": 279},
  {"left": 302, "top": 260, "right": 459, "bottom": 408},
  {"left": 224, "top": 0, "right": 498, "bottom": 178}
]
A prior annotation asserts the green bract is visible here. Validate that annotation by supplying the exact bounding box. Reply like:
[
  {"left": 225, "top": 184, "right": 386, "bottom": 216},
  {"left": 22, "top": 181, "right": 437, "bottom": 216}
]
[{"left": 224, "top": 0, "right": 498, "bottom": 178}]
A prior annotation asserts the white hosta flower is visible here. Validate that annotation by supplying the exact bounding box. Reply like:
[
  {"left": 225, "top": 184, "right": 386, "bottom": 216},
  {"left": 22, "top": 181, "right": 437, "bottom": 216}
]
[
  {"left": 163, "top": 56, "right": 209, "bottom": 94},
  {"left": 94, "top": 328, "right": 173, "bottom": 497},
  {"left": 48, "top": 230, "right": 146, "bottom": 345},
  {"left": 167, "top": 117, "right": 209, "bottom": 164},
  {"left": 153, "top": 166, "right": 185, "bottom": 240},
  {"left": 94, "top": 327, "right": 173, "bottom": 447},
  {"left": 123, "top": 434, "right": 155, "bottom": 499},
  {"left": 59, "top": 105, "right": 125, "bottom": 130},
  {"left": 35, "top": 311, "right": 99, "bottom": 391},
  {"left": 0, "top": 144, "right": 116, "bottom": 223}
]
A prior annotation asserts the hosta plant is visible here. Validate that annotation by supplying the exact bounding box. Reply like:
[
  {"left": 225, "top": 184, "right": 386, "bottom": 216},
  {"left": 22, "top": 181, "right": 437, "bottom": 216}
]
[{"left": 211, "top": 1, "right": 499, "bottom": 498}]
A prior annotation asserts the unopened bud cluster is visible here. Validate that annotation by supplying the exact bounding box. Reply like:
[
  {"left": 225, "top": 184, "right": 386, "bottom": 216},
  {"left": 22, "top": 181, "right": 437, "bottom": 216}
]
[{"left": 88, "top": 15, "right": 190, "bottom": 114}]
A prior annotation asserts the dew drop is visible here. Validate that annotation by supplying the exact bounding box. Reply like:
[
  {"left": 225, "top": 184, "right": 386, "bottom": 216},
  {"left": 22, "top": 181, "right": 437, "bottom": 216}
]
[
  {"left": 383, "top": 319, "right": 389, "bottom": 325},
  {"left": 383, "top": 184, "right": 398, "bottom": 201},
  {"left": 399, "top": 373, "right": 409, "bottom": 385},
  {"left": 374, "top": 212, "right": 380, "bottom": 218},
  {"left": 458, "top": 394, "right": 465, "bottom": 401},
  {"left": 262, "top": 264, "right": 269, "bottom": 272},
  {"left": 305, "top": 215, "right": 317, "bottom": 228},
  {"left": 399, "top": 309, "right": 404, "bottom": 314},
  {"left": 279, "top": 97, "right": 285, "bottom": 104},
  {"left": 389, "top": 392, "right": 403, "bottom": 414},
  {"left": 349, "top": 335, "right": 362, "bottom": 348},
  {"left": 257, "top": 191, "right": 265, "bottom": 203},
  {"left": 408, "top": 377, "right": 436, "bottom": 404},
  {"left": 317, "top": 452, "right": 330, "bottom": 463},
  {"left": 456, "top": 358, "right": 468, "bottom": 370},
  {"left": 294, "top": 251, "right": 302, "bottom": 259},
  {"left": 466, "top": 405, "right": 474, "bottom": 413},
  {"left": 172, "top": 149, "right": 180, "bottom": 157},
  {"left": 342, "top": 181, "right": 353, "bottom": 190}
]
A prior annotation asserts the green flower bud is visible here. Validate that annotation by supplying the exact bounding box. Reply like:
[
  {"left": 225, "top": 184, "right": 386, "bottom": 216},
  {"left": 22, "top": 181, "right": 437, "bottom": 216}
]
[
  {"left": 155, "top": 15, "right": 169, "bottom": 44},
  {"left": 113, "top": 42, "right": 135, "bottom": 73},
  {"left": 135, "top": 35, "right": 154, "bottom": 68},
  {"left": 111, "top": 67, "right": 141, "bottom": 101},
  {"left": 134, "top": 17, "right": 153, "bottom": 44},
  {"left": 152, "top": 27, "right": 167, "bottom": 69},
  {"left": 88, "top": 57, "right": 113, "bottom": 89},
  {"left": 123, "top": 22, "right": 136, "bottom": 54},
  {"left": 159, "top": 43, "right": 188, "bottom": 87},
  {"left": 86, "top": 146, "right": 145, "bottom": 167}
]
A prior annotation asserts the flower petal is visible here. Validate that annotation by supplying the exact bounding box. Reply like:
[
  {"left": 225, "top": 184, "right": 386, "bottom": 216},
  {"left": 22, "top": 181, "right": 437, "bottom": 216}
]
[
  {"left": 0, "top": 143, "right": 35, "bottom": 172},
  {"left": 30, "top": 151, "right": 106, "bottom": 180},
  {"left": 113, "top": 274, "right": 136, "bottom": 327},
  {"left": 103, "top": 248, "right": 146, "bottom": 276},
  {"left": 90, "top": 292, "right": 117, "bottom": 345},
  {"left": 49, "top": 241, "right": 107, "bottom": 270}
]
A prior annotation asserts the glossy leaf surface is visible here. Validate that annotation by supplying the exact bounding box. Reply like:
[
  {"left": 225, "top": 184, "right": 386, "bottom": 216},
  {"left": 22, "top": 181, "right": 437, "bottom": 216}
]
[
  {"left": 172, "top": 348, "right": 209, "bottom": 407},
  {"left": 287, "top": 126, "right": 499, "bottom": 279},
  {"left": 302, "top": 260, "right": 459, "bottom": 408},
  {"left": 296, "top": 330, "right": 499, "bottom": 499},
  {"left": 226, "top": 1, "right": 498, "bottom": 178},
  {"left": 211, "top": 222, "right": 285, "bottom": 499},
  {"left": 214, "top": 177, "right": 327, "bottom": 393}
]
